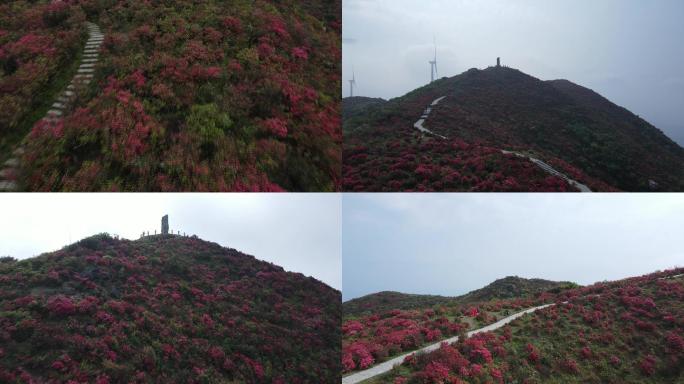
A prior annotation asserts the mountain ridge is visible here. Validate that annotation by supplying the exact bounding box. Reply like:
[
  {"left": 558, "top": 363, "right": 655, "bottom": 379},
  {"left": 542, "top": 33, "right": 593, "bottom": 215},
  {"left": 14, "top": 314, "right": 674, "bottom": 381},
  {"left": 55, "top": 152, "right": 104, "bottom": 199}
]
[{"left": 344, "top": 276, "right": 574, "bottom": 318}]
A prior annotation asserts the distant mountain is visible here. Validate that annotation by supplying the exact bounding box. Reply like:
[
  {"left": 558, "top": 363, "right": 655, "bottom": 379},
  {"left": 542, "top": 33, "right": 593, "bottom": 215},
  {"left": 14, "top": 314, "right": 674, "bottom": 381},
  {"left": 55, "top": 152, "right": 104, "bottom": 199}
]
[
  {"left": 343, "top": 276, "right": 572, "bottom": 318},
  {"left": 0, "top": 234, "right": 340, "bottom": 383},
  {"left": 343, "top": 66, "right": 684, "bottom": 191},
  {"left": 459, "top": 276, "right": 577, "bottom": 303},
  {"left": 343, "top": 291, "right": 455, "bottom": 317}
]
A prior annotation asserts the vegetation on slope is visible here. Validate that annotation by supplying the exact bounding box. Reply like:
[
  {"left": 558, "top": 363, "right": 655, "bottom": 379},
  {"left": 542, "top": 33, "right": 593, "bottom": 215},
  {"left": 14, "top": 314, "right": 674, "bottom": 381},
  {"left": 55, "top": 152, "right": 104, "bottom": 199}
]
[
  {"left": 344, "top": 66, "right": 684, "bottom": 191},
  {"left": 0, "top": 1, "right": 85, "bottom": 160},
  {"left": 368, "top": 268, "right": 684, "bottom": 384},
  {"left": 12, "top": 0, "right": 341, "bottom": 191},
  {"left": 344, "top": 277, "right": 571, "bottom": 318},
  {"left": 344, "top": 292, "right": 455, "bottom": 318},
  {"left": 342, "top": 277, "right": 573, "bottom": 374},
  {"left": 342, "top": 96, "right": 387, "bottom": 121},
  {"left": 0, "top": 234, "right": 341, "bottom": 383}
]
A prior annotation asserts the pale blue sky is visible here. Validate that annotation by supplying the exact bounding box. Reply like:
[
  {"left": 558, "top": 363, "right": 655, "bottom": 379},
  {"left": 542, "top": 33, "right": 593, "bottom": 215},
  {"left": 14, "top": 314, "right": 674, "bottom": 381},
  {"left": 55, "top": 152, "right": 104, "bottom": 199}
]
[
  {"left": 0, "top": 194, "right": 342, "bottom": 290},
  {"left": 343, "top": 0, "right": 684, "bottom": 146},
  {"left": 343, "top": 194, "right": 684, "bottom": 301}
]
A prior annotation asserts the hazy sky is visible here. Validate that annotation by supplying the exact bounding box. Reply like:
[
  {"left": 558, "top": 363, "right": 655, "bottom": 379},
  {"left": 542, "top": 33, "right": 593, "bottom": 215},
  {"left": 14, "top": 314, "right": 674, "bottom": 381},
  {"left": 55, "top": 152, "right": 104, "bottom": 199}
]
[
  {"left": 343, "top": 194, "right": 684, "bottom": 301},
  {"left": 343, "top": 0, "right": 684, "bottom": 146},
  {"left": 0, "top": 194, "right": 342, "bottom": 290}
]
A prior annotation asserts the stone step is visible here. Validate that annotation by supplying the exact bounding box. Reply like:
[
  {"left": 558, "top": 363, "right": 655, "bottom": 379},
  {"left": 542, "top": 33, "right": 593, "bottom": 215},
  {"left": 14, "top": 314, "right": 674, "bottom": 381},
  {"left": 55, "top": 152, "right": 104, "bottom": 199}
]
[
  {"left": 0, "top": 180, "right": 18, "bottom": 192},
  {"left": 12, "top": 147, "right": 24, "bottom": 156},
  {"left": 47, "top": 109, "right": 63, "bottom": 116},
  {"left": 3, "top": 158, "right": 19, "bottom": 168},
  {"left": 44, "top": 116, "right": 61, "bottom": 124},
  {"left": 52, "top": 102, "right": 65, "bottom": 109},
  {"left": 80, "top": 63, "right": 95, "bottom": 68}
]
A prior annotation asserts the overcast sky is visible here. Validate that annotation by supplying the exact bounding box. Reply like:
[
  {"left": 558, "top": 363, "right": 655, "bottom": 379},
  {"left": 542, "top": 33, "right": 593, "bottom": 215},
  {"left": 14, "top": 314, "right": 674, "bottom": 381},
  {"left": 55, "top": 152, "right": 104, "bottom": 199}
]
[
  {"left": 343, "top": 194, "right": 684, "bottom": 301},
  {"left": 0, "top": 194, "right": 341, "bottom": 290},
  {"left": 343, "top": 0, "right": 684, "bottom": 146}
]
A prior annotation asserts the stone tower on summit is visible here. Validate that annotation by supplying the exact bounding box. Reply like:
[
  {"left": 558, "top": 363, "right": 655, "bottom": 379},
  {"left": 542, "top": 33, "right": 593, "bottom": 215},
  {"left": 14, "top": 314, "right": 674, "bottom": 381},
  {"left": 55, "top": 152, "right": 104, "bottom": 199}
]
[{"left": 162, "top": 215, "right": 169, "bottom": 235}]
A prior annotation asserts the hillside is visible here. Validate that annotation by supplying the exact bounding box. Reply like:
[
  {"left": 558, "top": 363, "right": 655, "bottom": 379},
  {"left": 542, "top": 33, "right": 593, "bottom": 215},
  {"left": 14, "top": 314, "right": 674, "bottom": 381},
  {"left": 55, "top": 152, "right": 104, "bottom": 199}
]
[
  {"left": 343, "top": 66, "right": 684, "bottom": 192},
  {"left": 2, "top": 0, "right": 341, "bottom": 191},
  {"left": 342, "top": 277, "right": 572, "bottom": 375},
  {"left": 363, "top": 268, "right": 684, "bottom": 384},
  {"left": 0, "top": 234, "right": 341, "bottom": 383},
  {"left": 344, "top": 276, "right": 570, "bottom": 318}
]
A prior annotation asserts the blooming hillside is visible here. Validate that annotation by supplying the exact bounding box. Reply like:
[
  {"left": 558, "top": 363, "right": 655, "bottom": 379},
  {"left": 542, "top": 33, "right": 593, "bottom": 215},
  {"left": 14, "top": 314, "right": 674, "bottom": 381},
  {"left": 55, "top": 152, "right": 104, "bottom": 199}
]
[
  {"left": 6, "top": 0, "right": 341, "bottom": 191},
  {"left": 0, "top": 234, "right": 341, "bottom": 383},
  {"left": 343, "top": 66, "right": 684, "bottom": 192},
  {"left": 367, "top": 268, "right": 684, "bottom": 384},
  {"left": 0, "top": 1, "right": 85, "bottom": 158},
  {"left": 342, "top": 277, "right": 573, "bottom": 374}
]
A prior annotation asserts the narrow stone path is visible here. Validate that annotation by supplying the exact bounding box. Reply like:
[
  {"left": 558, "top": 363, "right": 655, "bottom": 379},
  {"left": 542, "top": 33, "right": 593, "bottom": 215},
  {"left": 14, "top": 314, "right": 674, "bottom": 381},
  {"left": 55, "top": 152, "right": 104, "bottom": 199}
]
[
  {"left": 413, "top": 96, "right": 448, "bottom": 139},
  {"left": 501, "top": 150, "right": 592, "bottom": 192},
  {"left": 410, "top": 96, "right": 591, "bottom": 192},
  {"left": 342, "top": 304, "right": 555, "bottom": 384},
  {"left": 0, "top": 22, "right": 104, "bottom": 192}
]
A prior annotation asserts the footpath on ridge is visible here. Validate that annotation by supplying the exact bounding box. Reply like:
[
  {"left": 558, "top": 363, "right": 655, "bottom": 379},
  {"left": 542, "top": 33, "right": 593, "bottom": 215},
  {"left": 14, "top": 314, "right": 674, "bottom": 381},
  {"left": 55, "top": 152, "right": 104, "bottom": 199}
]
[
  {"left": 413, "top": 95, "right": 592, "bottom": 192},
  {"left": 0, "top": 22, "right": 105, "bottom": 192}
]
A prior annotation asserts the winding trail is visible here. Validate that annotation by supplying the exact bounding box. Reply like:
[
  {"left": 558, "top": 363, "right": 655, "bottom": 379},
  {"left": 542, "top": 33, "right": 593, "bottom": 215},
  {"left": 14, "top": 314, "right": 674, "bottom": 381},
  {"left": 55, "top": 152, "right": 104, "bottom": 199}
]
[
  {"left": 342, "top": 303, "right": 554, "bottom": 384},
  {"left": 0, "top": 22, "right": 104, "bottom": 192},
  {"left": 501, "top": 150, "right": 591, "bottom": 192},
  {"left": 411, "top": 95, "right": 591, "bottom": 192},
  {"left": 413, "top": 96, "right": 448, "bottom": 139}
]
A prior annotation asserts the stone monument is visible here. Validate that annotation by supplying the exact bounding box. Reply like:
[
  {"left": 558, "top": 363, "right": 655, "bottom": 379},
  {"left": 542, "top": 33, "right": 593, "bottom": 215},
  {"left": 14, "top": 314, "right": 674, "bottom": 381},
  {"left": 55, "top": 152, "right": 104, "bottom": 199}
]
[{"left": 162, "top": 215, "right": 169, "bottom": 235}]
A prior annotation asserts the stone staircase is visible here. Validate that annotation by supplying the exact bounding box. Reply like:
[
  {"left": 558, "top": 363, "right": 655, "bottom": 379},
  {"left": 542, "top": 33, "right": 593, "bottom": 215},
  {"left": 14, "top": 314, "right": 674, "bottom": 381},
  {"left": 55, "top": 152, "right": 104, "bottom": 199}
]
[{"left": 0, "top": 22, "right": 104, "bottom": 192}]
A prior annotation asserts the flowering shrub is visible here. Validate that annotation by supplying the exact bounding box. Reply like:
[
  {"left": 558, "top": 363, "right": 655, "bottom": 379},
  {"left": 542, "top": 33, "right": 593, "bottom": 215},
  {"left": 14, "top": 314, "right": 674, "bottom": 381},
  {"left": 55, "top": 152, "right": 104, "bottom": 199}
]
[
  {"left": 19, "top": 0, "right": 341, "bottom": 191},
  {"left": 0, "top": 233, "right": 341, "bottom": 383}
]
